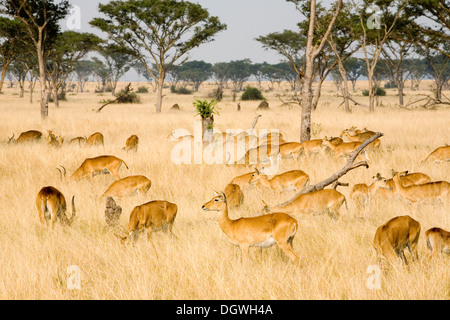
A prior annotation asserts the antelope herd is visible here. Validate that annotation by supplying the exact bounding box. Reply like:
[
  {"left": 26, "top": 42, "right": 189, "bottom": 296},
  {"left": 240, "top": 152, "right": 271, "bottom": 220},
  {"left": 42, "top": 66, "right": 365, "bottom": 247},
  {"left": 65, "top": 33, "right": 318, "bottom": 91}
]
[{"left": 4, "top": 123, "right": 449, "bottom": 268}]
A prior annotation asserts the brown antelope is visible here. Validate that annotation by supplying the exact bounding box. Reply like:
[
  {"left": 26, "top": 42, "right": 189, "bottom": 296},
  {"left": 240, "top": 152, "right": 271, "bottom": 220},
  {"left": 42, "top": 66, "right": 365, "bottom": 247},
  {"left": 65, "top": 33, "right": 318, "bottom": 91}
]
[
  {"left": 350, "top": 173, "right": 392, "bottom": 213},
  {"left": 202, "top": 191, "right": 299, "bottom": 263},
  {"left": 263, "top": 189, "right": 347, "bottom": 220},
  {"left": 69, "top": 136, "right": 87, "bottom": 146},
  {"left": 374, "top": 170, "right": 432, "bottom": 200},
  {"left": 321, "top": 138, "right": 369, "bottom": 161},
  {"left": 236, "top": 143, "right": 279, "bottom": 167},
  {"left": 66, "top": 155, "right": 129, "bottom": 181},
  {"left": 373, "top": 215, "right": 421, "bottom": 266},
  {"left": 298, "top": 139, "right": 323, "bottom": 157},
  {"left": 422, "top": 145, "right": 450, "bottom": 164},
  {"left": 223, "top": 183, "right": 244, "bottom": 208},
  {"left": 118, "top": 200, "right": 178, "bottom": 243},
  {"left": 258, "top": 132, "right": 286, "bottom": 146},
  {"left": 230, "top": 172, "right": 255, "bottom": 191},
  {"left": 324, "top": 136, "right": 344, "bottom": 146},
  {"left": 278, "top": 142, "right": 303, "bottom": 160},
  {"left": 123, "top": 134, "right": 139, "bottom": 152},
  {"left": 36, "top": 186, "right": 76, "bottom": 228},
  {"left": 8, "top": 130, "right": 42, "bottom": 144},
  {"left": 425, "top": 227, "right": 450, "bottom": 258},
  {"left": 85, "top": 132, "right": 104, "bottom": 147},
  {"left": 250, "top": 168, "right": 310, "bottom": 194},
  {"left": 392, "top": 171, "right": 450, "bottom": 208},
  {"left": 340, "top": 129, "right": 380, "bottom": 150},
  {"left": 102, "top": 175, "right": 151, "bottom": 198},
  {"left": 341, "top": 126, "right": 367, "bottom": 135},
  {"left": 46, "top": 130, "right": 64, "bottom": 148}
]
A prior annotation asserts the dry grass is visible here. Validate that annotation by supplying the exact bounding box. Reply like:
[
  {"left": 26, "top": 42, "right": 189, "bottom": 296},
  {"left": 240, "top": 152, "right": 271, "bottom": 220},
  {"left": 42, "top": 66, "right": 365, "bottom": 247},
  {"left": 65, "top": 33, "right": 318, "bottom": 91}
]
[{"left": 0, "top": 80, "right": 448, "bottom": 300}]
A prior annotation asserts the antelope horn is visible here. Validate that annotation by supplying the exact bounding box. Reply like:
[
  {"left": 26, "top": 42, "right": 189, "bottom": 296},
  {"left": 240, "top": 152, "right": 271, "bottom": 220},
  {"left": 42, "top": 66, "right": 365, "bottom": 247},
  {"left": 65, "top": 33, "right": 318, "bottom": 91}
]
[{"left": 69, "top": 196, "right": 76, "bottom": 225}]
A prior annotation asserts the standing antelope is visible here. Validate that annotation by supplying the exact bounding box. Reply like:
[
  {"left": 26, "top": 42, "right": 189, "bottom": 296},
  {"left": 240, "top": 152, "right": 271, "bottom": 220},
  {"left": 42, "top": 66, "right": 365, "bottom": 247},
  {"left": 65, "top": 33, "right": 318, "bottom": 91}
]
[
  {"left": 422, "top": 145, "right": 450, "bottom": 164},
  {"left": 67, "top": 155, "right": 129, "bottom": 181},
  {"left": 102, "top": 175, "right": 151, "bottom": 198},
  {"left": 8, "top": 130, "right": 43, "bottom": 144},
  {"left": 119, "top": 200, "right": 178, "bottom": 243},
  {"left": 263, "top": 189, "right": 347, "bottom": 220},
  {"left": 202, "top": 191, "right": 299, "bottom": 263},
  {"left": 277, "top": 142, "right": 303, "bottom": 160},
  {"left": 425, "top": 227, "right": 450, "bottom": 258},
  {"left": 392, "top": 171, "right": 450, "bottom": 208},
  {"left": 298, "top": 139, "right": 323, "bottom": 157},
  {"left": 373, "top": 215, "right": 421, "bottom": 266},
  {"left": 350, "top": 173, "right": 392, "bottom": 213},
  {"left": 223, "top": 183, "right": 244, "bottom": 208},
  {"left": 123, "top": 134, "right": 139, "bottom": 152},
  {"left": 85, "top": 132, "right": 104, "bottom": 147},
  {"left": 250, "top": 168, "right": 310, "bottom": 194},
  {"left": 374, "top": 170, "right": 431, "bottom": 200},
  {"left": 340, "top": 129, "right": 380, "bottom": 149},
  {"left": 230, "top": 172, "right": 255, "bottom": 191},
  {"left": 36, "top": 186, "right": 76, "bottom": 228}
]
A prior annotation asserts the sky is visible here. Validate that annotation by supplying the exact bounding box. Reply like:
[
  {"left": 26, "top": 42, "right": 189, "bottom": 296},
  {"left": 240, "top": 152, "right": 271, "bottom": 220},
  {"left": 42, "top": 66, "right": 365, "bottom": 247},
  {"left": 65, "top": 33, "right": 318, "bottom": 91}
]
[{"left": 65, "top": 0, "right": 305, "bottom": 65}]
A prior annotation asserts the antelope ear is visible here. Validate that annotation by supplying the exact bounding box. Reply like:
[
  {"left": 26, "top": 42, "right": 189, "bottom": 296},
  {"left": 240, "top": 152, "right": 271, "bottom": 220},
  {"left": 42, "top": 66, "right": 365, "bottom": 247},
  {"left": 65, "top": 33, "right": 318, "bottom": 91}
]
[
  {"left": 213, "top": 190, "right": 219, "bottom": 196},
  {"left": 255, "top": 168, "right": 260, "bottom": 174},
  {"left": 262, "top": 200, "right": 268, "bottom": 207}
]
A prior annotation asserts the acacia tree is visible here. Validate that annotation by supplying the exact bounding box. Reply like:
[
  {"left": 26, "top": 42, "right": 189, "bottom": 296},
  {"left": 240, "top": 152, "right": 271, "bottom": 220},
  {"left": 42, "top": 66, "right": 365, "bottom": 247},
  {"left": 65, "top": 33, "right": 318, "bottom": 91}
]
[
  {"left": 0, "top": 0, "right": 71, "bottom": 118},
  {"left": 90, "top": 0, "right": 226, "bottom": 113}
]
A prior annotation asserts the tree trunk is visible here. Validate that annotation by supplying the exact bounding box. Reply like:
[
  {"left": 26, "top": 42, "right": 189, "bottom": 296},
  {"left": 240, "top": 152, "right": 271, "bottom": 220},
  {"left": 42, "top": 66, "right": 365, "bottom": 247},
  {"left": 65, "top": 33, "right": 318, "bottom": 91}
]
[
  {"left": 156, "top": 76, "right": 164, "bottom": 113},
  {"left": 202, "top": 115, "right": 214, "bottom": 142},
  {"left": 36, "top": 32, "right": 48, "bottom": 119},
  {"left": 0, "top": 64, "right": 8, "bottom": 93},
  {"left": 398, "top": 81, "right": 404, "bottom": 107}
]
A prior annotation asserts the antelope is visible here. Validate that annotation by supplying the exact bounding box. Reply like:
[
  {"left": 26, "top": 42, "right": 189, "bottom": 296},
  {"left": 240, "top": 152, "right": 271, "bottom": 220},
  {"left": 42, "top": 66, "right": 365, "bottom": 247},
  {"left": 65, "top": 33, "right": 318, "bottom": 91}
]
[
  {"left": 425, "top": 227, "right": 450, "bottom": 258},
  {"left": 278, "top": 142, "right": 303, "bottom": 160},
  {"left": 422, "top": 145, "right": 450, "bottom": 164},
  {"left": 223, "top": 183, "right": 244, "bottom": 208},
  {"left": 258, "top": 132, "right": 286, "bottom": 146},
  {"left": 202, "top": 191, "right": 299, "bottom": 263},
  {"left": 324, "top": 136, "right": 344, "bottom": 146},
  {"left": 350, "top": 173, "right": 392, "bottom": 213},
  {"left": 69, "top": 136, "right": 87, "bottom": 146},
  {"left": 263, "top": 189, "right": 347, "bottom": 220},
  {"left": 85, "top": 132, "right": 104, "bottom": 147},
  {"left": 102, "top": 175, "right": 151, "bottom": 198},
  {"left": 392, "top": 171, "right": 450, "bottom": 208},
  {"left": 373, "top": 215, "right": 421, "bottom": 266},
  {"left": 66, "top": 155, "right": 129, "bottom": 181},
  {"left": 8, "top": 130, "right": 42, "bottom": 144},
  {"left": 340, "top": 129, "right": 380, "bottom": 149},
  {"left": 167, "top": 131, "right": 194, "bottom": 142},
  {"left": 236, "top": 143, "right": 279, "bottom": 167},
  {"left": 118, "top": 200, "right": 178, "bottom": 243},
  {"left": 321, "top": 138, "right": 369, "bottom": 161},
  {"left": 298, "top": 139, "right": 323, "bottom": 157},
  {"left": 123, "top": 134, "right": 139, "bottom": 152},
  {"left": 46, "top": 130, "right": 64, "bottom": 148},
  {"left": 230, "top": 172, "right": 255, "bottom": 191},
  {"left": 341, "top": 126, "right": 367, "bottom": 135},
  {"left": 250, "top": 168, "right": 310, "bottom": 194},
  {"left": 36, "top": 186, "right": 76, "bottom": 228},
  {"left": 374, "top": 170, "right": 432, "bottom": 200}
]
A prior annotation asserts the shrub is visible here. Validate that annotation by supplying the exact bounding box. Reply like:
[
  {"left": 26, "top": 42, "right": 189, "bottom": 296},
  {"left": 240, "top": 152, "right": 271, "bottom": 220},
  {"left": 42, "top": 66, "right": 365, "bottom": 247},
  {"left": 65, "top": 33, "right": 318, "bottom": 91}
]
[
  {"left": 241, "top": 86, "right": 265, "bottom": 100},
  {"left": 384, "top": 81, "right": 398, "bottom": 89},
  {"left": 115, "top": 89, "right": 141, "bottom": 104},
  {"left": 136, "top": 86, "right": 149, "bottom": 93},
  {"left": 362, "top": 87, "right": 386, "bottom": 96},
  {"left": 170, "top": 85, "right": 192, "bottom": 95}
]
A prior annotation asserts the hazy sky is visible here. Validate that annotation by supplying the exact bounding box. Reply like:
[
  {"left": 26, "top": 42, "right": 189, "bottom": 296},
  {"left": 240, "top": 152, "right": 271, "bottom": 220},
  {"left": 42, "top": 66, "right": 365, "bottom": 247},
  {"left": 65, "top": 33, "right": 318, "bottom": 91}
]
[{"left": 66, "top": 0, "right": 304, "bottom": 64}]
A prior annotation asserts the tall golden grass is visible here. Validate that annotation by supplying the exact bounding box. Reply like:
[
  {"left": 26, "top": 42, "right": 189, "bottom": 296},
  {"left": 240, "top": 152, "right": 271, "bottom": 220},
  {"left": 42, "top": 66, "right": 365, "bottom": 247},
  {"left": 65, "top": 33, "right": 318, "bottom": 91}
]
[{"left": 0, "top": 80, "right": 448, "bottom": 299}]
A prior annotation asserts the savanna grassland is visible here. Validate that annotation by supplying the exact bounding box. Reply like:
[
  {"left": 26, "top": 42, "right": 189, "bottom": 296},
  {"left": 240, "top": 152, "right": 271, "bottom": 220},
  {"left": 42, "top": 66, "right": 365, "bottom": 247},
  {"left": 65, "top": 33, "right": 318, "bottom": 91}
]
[{"left": 0, "top": 80, "right": 448, "bottom": 300}]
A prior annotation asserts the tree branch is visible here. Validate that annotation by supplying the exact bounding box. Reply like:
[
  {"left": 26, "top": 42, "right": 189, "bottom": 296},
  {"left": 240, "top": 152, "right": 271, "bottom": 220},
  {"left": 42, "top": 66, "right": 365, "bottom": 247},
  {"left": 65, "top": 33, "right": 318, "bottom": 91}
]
[{"left": 96, "top": 83, "right": 132, "bottom": 113}]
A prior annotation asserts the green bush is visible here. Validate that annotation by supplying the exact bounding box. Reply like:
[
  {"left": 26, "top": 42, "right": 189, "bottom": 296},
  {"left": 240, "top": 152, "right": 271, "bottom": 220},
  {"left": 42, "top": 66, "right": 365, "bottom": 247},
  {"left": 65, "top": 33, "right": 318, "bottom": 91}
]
[
  {"left": 384, "top": 81, "right": 397, "bottom": 89},
  {"left": 241, "top": 86, "right": 265, "bottom": 100},
  {"left": 193, "top": 99, "right": 220, "bottom": 118},
  {"left": 136, "top": 86, "right": 149, "bottom": 93},
  {"left": 170, "top": 85, "right": 192, "bottom": 95},
  {"left": 115, "top": 89, "right": 141, "bottom": 104},
  {"left": 362, "top": 87, "right": 386, "bottom": 96}
]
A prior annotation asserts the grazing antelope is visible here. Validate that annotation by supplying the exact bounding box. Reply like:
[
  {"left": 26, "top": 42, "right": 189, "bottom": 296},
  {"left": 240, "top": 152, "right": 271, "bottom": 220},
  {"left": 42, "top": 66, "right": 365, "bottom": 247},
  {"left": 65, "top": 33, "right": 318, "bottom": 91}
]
[
  {"left": 392, "top": 171, "right": 450, "bottom": 208},
  {"left": 202, "top": 191, "right": 299, "bottom": 263},
  {"left": 123, "top": 134, "right": 139, "bottom": 152},
  {"left": 321, "top": 138, "right": 369, "bottom": 161},
  {"left": 46, "top": 130, "right": 64, "bottom": 148},
  {"left": 230, "top": 172, "right": 255, "bottom": 191},
  {"left": 67, "top": 155, "right": 129, "bottom": 181},
  {"left": 350, "top": 173, "right": 392, "bottom": 213},
  {"left": 102, "top": 175, "right": 151, "bottom": 198},
  {"left": 85, "top": 132, "right": 104, "bottom": 147},
  {"left": 69, "top": 136, "right": 87, "bottom": 146},
  {"left": 263, "top": 189, "right": 347, "bottom": 220},
  {"left": 250, "top": 168, "right": 310, "bottom": 194},
  {"left": 8, "top": 130, "right": 42, "bottom": 144},
  {"left": 422, "top": 145, "right": 450, "bottom": 164},
  {"left": 36, "top": 186, "right": 76, "bottom": 228},
  {"left": 425, "top": 227, "right": 450, "bottom": 258},
  {"left": 223, "top": 183, "right": 244, "bottom": 208},
  {"left": 118, "top": 200, "right": 178, "bottom": 243},
  {"left": 373, "top": 215, "right": 421, "bottom": 266}
]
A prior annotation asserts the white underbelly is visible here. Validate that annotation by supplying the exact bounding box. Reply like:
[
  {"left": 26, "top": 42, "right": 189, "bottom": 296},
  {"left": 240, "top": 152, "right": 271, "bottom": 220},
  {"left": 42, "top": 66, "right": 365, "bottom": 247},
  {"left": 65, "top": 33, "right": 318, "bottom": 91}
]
[{"left": 252, "top": 237, "right": 276, "bottom": 248}]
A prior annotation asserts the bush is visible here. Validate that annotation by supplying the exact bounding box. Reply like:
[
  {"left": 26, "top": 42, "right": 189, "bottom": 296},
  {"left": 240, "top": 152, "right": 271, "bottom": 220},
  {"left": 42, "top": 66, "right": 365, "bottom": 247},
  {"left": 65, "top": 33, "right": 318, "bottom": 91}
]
[
  {"left": 115, "top": 89, "right": 141, "bottom": 104},
  {"left": 136, "top": 86, "right": 149, "bottom": 93},
  {"left": 170, "top": 85, "right": 192, "bottom": 95},
  {"left": 384, "top": 81, "right": 398, "bottom": 89},
  {"left": 193, "top": 99, "right": 220, "bottom": 118},
  {"left": 362, "top": 87, "right": 386, "bottom": 96},
  {"left": 241, "top": 86, "right": 265, "bottom": 100}
]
